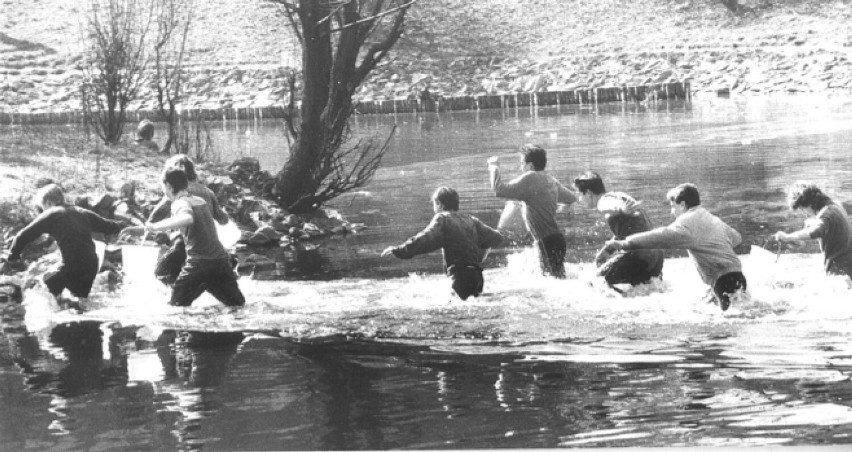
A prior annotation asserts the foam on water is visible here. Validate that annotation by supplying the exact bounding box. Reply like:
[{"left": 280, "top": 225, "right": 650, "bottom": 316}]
[{"left": 19, "top": 247, "right": 852, "bottom": 342}]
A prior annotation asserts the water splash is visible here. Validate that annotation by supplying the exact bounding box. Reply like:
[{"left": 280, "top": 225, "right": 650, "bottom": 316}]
[{"left": 19, "top": 247, "right": 852, "bottom": 345}]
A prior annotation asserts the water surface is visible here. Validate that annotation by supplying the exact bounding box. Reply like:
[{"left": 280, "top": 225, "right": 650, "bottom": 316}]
[{"left": 3, "top": 95, "right": 852, "bottom": 449}]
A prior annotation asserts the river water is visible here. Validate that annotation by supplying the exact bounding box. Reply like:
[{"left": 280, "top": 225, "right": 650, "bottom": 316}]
[{"left": 3, "top": 95, "right": 852, "bottom": 449}]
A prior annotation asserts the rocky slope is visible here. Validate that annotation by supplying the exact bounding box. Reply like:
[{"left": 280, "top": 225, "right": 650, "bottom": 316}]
[{"left": 1, "top": 0, "right": 852, "bottom": 115}]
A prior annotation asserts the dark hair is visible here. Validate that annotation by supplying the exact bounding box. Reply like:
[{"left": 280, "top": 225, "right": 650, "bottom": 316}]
[
  {"left": 36, "top": 183, "right": 66, "bottom": 208},
  {"left": 163, "top": 167, "right": 189, "bottom": 193},
  {"left": 573, "top": 171, "right": 606, "bottom": 195},
  {"left": 136, "top": 119, "right": 155, "bottom": 141},
  {"left": 432, "top": 186, "right": 459, "bottom": 211},
  {"left": 667, "top": 183, "right": 700, "bottom": 208},
  {"left": 788, "top": 181, "right": 831, "bottom": 211},
  {"left": 166, "top": 153, "right": 197, "bottom": 181},
  {"left": 520, "top": 144, "right": 547, "bottom": 171}
]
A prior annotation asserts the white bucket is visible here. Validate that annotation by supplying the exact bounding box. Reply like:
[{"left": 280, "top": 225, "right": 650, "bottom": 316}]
[{"left": 122, "top": 245, "right": 160, "bottom": 286}]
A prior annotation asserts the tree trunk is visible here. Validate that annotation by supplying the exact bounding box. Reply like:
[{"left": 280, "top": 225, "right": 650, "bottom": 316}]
[{"left": 273, "top": 1, "right": 331, "bottom": 212}]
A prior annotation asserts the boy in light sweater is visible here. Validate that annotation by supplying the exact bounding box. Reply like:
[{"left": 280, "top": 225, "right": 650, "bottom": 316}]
[
  {"left": 488, "top": 144, "right": 578, "bottom": 278},
  {"left": 602, "top": 183, "right": 745, "bottom": 311}
]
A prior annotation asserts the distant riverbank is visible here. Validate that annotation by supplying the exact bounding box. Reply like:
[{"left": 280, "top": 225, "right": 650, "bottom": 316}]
[{"left": 2, "top": 0, "right": 852, "bottom": 116}]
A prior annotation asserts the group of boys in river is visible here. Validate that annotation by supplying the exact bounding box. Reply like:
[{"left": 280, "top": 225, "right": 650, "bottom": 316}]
[
  {"left": 2, "top": 154, "right": 244, "bottom": 311},
  {"left": 4, "top": 145, "right": 852, "bottom": 313},
  {"left": 382, "top": 144, "right": 852, "bottom": 311}
]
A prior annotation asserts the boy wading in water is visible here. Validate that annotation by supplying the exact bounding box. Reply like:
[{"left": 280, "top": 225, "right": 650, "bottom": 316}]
[
  {"left": 148, "top": 154, "right": 230, "bottom": 285},
  {"left": 129, "top": 168, "right": 244, "bottom": 307},
  {"left": 772, "top": 182, "right": 852, "bottom": 278},
  {"left": 602, "top": 183, "right": 746, "bottom": 311},
  {"left": 5, "top": 184, "right": 127, "bottom": 310},
  {"left": 488, "top": 144, "right": 578, "bottom": 278},
  {"left": 382, "top": 187, "right": 504, "bottom": 300},
  {"left": 573, "top": 171, "right": 664, "bottom": 291}
]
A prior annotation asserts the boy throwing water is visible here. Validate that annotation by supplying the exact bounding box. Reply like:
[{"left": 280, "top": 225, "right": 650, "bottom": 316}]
[
  {"left": 771, "top": 182, "right": 852, "bottom": 278},
  {"left": 381, "top": 187, "right": 503, "bottom": 300},
  {"left": 488, "top": 144, "right": 577, "bottom": 278},
  {"left": 602, "top": 183, "right": 745, "bottom": 311},
  {"left": 5, "top": 184, "right": 127, "bottom": 310},
  {"left": 573, "top": 171, "right": 664, "bottom": 290}
]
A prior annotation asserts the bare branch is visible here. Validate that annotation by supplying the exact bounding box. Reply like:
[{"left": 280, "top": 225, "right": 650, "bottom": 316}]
[
  {"left": 330, "top": 0, "right": 415, "bottom": 32},
  {"left": 353, "top": 3, "right": 408, "bottom": 86},
  {"left": 315, "top": 0, "right": 353, "bottom": 28}
]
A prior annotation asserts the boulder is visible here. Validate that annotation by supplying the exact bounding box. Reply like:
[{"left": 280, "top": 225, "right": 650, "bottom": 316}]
[{"left": 246, "top": 225, "right": 281, "bottom": 246}]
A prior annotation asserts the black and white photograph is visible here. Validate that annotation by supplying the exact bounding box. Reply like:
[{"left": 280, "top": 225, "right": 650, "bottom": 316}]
[{"left": 2, "top": 0, "right": 852, "bottom": 450}]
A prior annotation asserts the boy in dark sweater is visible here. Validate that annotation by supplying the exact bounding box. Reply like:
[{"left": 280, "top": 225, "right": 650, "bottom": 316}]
[
  {"left": 772, "top": 182, "right": 852, "bottom": 278},
  {"left": 5, "top": 184, "right": 126, "bottom": 308},
  {"left": 573, "top": 171, "right": 664, "bottom": 290},
  {"left": 381, "top": 187, "right": 504, "bottom": 300}
]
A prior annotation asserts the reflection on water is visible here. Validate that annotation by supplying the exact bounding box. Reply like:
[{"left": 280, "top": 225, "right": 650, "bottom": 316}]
[
  {"left": 4, "top": 95, "right": 852, "bottom": 448},
  {"left": 1, "top": 313, "right": 851, "bottom": 450}
]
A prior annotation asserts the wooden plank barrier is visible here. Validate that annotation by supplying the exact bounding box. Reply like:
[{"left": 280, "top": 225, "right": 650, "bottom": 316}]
[{"left": 0, "top": 82, "right": 691, "bottom": 124}]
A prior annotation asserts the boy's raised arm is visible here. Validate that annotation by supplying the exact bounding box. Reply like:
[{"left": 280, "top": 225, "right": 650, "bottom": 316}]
[{"left": 488, "top": 157, "right": 527, "bottom": 201}]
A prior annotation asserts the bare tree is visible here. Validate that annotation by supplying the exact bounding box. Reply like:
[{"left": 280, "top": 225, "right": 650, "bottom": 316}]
[
  {"left": 266, "top": 0, "right": 415, "bottom": 214},
  {"left": 80, "top": 0, "right": 152, "bottom": 145},
  {"left": 152, "top": 0, "right": 193, "bottom": 154}
]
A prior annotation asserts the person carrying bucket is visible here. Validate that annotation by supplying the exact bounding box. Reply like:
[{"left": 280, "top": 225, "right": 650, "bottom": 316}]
[
  {"left": 124, "top": 168, "right": 245, "bottom": 307},
  {"left": 487, "top": 144, "right": 578, "bottom": 278},
  {"left": 381, "top": 186, "right": 504, "bottom": 300},
  {"left": 573, "top": 171, "right": 664, "bottom": 292},
  {"left": 601, "top": 183, "right": 746, "bottom": 311},
  {"left": 771, "top": 182, "right": 852, "bottom": 278},
  {"left": 148, "top": 154, "right": 231, "bottom": 286},
  {"left": 4, "top": 184, "right": 128, "bottom": 310}
]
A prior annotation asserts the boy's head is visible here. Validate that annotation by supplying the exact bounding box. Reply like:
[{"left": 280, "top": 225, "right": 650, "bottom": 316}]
[
  {"left": 666, "top": 183, "right": 700, "bottom": 217},
  {"left": 520, "top": 144, "right": 547, "bottom": 171},
  {"left": 165, "top": 153, "right": 197, "bottom": 181},
  {"left": 573, "top": 171, "right": 606, "bottom": 208},
  {"left": 35, "top": 184, "right": 66, "bottom": 210},
  {"left": 136, "top": 119, "right": 155, "bottom": 142},
  {"left": 432, "top": 186, "right": 459, "bottom": 212},
  {"left": 787, "top": 181, "right": 830, "bottom": 213},
  {"left": 162, "top": 167, "right": 189, "bottom": 199}
]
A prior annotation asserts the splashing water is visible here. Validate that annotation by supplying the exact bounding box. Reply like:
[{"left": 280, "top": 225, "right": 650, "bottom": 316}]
[{"left": 20, "top": 246, "right": 852, "bottom": 345}]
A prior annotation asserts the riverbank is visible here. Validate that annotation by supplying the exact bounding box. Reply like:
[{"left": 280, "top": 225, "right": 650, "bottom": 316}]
[{"left": 2, "top": 0, "right": 852, "bottom": 116}]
